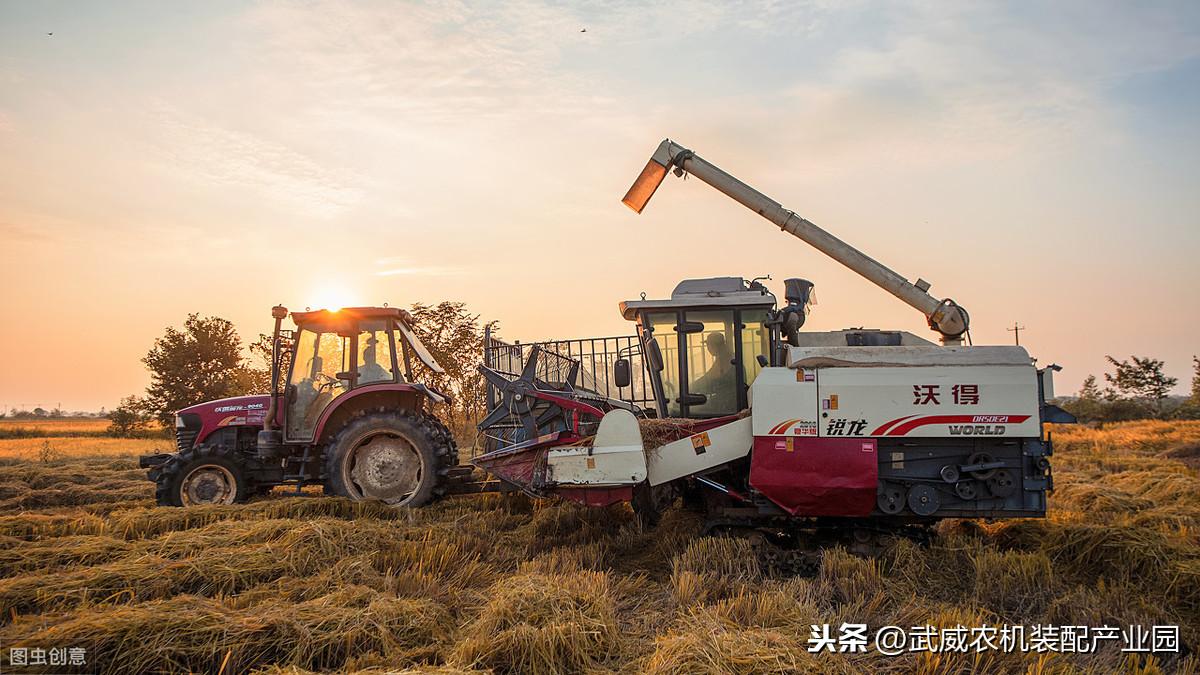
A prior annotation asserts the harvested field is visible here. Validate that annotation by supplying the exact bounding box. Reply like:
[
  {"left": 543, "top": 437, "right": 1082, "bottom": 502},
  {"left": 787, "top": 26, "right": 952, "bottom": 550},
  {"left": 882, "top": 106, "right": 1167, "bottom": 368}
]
[{"left": 0, "top": 422, "right": 1197, "bottom": 673}]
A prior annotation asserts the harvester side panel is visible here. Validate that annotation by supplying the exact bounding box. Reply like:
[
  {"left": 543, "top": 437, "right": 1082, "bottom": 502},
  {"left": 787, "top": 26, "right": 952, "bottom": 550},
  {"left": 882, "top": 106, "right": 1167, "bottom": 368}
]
[
  {"left": 749, "top": 368, "right": 819, "bottom": 437},
  {"left": 817, "top": 365, "right": 1039, "bottom": 439},
  {"left": 749, "top": 437, "right": 877, "bottom": 516},
  {"left": 747, "top": 356, "right": 1049, "bottom": 519},
  {"left": 647, "top": 417, "right": 752, "bottom": 486}
]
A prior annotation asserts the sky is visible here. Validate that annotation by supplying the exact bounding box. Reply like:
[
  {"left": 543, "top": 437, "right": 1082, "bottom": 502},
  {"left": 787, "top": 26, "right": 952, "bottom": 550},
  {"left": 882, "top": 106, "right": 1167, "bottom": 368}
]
[{"left": 1, "top": 0, "right": 1198, "bottom": 412}]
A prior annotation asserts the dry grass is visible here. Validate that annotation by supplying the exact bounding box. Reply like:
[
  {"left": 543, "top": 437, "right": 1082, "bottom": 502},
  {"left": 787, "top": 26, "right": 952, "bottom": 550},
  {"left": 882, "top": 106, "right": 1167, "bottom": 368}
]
[
  {"left": 0, "top": 436, "right": 167, "bottom": 460},
  {"left": 0, "top": 421, "right": 1196, "bottom": 673},
  {"left": 0, "top": 417, "right": 111, "bottom": 434}
]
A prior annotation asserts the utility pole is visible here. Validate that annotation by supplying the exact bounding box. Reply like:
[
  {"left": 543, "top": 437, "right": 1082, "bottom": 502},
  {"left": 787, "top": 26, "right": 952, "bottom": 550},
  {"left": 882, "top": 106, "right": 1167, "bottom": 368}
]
[{"left": 1007, "top": 322, "right": 1025, "bottom": 346}]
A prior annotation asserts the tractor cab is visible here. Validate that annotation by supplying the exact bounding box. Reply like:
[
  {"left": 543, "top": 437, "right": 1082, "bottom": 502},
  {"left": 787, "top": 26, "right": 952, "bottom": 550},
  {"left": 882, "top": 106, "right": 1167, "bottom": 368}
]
[
  {"left": 279, "top": 307, "right": 443, "bottom": 442},
  {"left": 619, "top": 277, "right": 780, "bottom": 419}
]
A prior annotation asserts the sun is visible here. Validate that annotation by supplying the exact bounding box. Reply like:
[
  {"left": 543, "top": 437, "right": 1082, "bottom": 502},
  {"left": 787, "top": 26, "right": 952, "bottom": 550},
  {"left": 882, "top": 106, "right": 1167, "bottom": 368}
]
[{"left": 309, "top": 283, "right": 357, "bottom": 312}]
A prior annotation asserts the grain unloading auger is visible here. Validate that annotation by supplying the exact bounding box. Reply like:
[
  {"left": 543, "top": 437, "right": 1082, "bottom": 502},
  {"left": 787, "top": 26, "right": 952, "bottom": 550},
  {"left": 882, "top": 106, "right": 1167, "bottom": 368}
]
[{"left": 473, "top": 137, "right": 1074, "bottom": 560}]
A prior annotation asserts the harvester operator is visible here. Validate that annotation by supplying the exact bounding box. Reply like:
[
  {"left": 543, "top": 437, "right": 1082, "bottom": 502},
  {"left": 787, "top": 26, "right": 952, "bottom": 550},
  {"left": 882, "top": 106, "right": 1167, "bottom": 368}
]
[{"left": 693, "top": 332, "right": 735, "bottom": 411}]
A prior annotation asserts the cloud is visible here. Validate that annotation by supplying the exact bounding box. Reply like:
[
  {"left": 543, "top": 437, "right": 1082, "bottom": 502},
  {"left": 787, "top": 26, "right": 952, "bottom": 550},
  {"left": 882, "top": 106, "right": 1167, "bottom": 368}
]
[
  {"left": 372, "top": 256, "right": 463, "bottom": 276},
  {"left": 669, "top": 1, "right": 1200, "bottom": 176},
  {"left": 242, "top": 0, "right": 602, "bottom": 124},
  {"left": 0, "top": 220, "right": 50, "bottom": 243},
  {"left": 144, "top": 101, "right": 366, "bottom": 217},
  {"left": 376, "top": 266, "right": 462, "bottom": 276}
]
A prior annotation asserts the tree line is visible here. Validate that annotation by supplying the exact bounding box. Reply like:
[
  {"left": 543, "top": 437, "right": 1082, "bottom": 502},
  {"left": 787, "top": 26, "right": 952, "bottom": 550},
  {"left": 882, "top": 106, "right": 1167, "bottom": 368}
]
[
  {"left": 1060, "top": 355, "right": 1200, "bottom": 423},
  {"left": 108, "top": 302, "right": 494, "bottom": 441}
]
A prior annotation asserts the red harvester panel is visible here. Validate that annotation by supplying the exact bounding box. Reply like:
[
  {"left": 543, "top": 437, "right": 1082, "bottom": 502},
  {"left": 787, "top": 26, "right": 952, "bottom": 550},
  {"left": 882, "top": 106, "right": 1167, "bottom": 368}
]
[
  {"left": 555, "top": 486, "right": 634, "bottom": 507},
  {"left": 749, "top": 436, "right": 878, "bottom": 516}
]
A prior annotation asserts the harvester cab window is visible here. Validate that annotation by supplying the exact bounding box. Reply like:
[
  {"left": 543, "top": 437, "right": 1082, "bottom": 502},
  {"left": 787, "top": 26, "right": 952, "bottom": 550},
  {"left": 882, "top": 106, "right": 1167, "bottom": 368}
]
[
  {"left": 645, "top": 313, "right": 682, "bottom": 417},
  {"left": 740, "top": 310, "right": 771, "bottom": 388},
  {"left": 357, "top": 321, "right": 397, "bottom": 385},
  {"left": 286, "top": 329, "right": 348, "bottom": 439},
  {"left": 684, "top": 310, "right": 738, "bottom": 417}
]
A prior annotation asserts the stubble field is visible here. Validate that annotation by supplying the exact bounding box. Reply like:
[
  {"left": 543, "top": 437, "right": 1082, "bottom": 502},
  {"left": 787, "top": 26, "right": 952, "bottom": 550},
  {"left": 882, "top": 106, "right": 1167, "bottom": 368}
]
[{"left": 0, "top": 420, "right": 1197, "bottom": 674}]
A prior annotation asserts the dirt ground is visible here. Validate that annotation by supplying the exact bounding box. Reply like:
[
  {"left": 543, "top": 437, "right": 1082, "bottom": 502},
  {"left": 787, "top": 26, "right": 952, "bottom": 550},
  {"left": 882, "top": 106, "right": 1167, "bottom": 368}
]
[{"left": 0, "top": 421, "right": 1197, "bottom": 674}]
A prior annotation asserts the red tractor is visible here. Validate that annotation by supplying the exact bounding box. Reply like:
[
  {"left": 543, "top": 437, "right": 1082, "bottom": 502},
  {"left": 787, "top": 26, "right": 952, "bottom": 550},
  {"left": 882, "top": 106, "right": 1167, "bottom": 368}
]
[{"left": 141, "top": 305, "right": 460, "bottom": 507}]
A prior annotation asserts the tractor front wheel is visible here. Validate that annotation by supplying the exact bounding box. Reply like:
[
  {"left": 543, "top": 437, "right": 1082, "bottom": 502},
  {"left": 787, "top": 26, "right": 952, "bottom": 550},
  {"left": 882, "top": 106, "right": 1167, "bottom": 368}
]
[
  {"left": 154, "top": 445, "right": 253, "bottom": 507},
  {"left": 324, "top": 411, "right": 451, "bottom": 507}
]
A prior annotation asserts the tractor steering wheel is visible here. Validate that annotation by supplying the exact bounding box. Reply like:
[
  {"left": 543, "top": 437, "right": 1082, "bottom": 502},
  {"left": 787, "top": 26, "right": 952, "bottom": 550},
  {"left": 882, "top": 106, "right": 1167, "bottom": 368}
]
[{"left": 313, "top": 372, "right": 341, "bottom": 391}]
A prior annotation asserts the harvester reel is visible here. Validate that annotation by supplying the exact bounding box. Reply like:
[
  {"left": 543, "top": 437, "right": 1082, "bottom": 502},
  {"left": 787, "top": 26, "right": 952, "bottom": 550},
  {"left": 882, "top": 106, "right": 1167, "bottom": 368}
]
[
  {"left": 477, "top": 346, "right": 581, "bottom": 439},
  {"left": 907, "top": 484, "right": 940, "bottom": 516}
]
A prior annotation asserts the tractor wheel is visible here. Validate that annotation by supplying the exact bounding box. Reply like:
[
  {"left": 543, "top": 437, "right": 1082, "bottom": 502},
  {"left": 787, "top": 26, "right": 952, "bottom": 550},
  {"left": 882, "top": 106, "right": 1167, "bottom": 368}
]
[
  {"left": 424, "top": 416, "right": 459, "bottom": 498},
  {"left": 324, "top": 410, "right": 454, "bottom": 507},
  {"left": 154, "top": 444, "right": 253, "bottom": 507}
]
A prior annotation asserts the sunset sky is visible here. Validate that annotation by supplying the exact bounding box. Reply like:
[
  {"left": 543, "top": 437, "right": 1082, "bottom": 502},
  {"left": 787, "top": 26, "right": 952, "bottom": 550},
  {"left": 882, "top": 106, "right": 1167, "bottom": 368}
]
[{"left": 1, "top": 1, "right": 1198, "bottom": 412}]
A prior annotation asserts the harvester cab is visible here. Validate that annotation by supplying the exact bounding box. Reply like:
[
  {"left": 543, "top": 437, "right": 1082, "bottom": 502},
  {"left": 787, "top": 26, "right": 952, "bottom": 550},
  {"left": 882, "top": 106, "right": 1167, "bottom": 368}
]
[{"left": 617, "top": 277, "right": 779, "bottom": 419}]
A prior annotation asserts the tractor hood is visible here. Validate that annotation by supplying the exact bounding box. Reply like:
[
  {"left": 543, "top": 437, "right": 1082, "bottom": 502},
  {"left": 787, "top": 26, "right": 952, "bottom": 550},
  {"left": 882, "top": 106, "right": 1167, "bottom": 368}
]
[{"left": 178, "top": 395, "right": 271, "bottom": 427}]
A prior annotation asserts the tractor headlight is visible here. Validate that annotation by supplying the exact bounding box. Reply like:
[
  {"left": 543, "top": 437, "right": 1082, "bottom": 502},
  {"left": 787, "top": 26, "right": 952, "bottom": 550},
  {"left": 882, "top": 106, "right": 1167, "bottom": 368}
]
[{"left": 175, "top": 414, "right": 185, "bottom": 428}]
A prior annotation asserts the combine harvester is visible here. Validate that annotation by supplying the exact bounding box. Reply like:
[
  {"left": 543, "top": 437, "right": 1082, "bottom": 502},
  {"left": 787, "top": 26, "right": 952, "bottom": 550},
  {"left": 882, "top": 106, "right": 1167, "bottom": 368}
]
[{"left": 472, "top": 138, "right": 1073, "bottom": 565}]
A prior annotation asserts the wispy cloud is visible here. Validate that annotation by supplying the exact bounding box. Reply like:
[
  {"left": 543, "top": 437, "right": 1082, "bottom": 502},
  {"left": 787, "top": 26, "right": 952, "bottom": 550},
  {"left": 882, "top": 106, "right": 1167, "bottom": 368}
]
[
  {"left": 242, "top": 0, "right": 602, "bottom": 124},
  {"left": 664, "top": 1, "right": 1200, "bottom": 175},
  {"left": 373, "top": 256, "right": 463, "bottom": 276},
  {"left": 143, "top": 101, "right": 366, "bottom": 217},
  {"left": 0, "top": 220, "right": 50, "bottom": 242}
]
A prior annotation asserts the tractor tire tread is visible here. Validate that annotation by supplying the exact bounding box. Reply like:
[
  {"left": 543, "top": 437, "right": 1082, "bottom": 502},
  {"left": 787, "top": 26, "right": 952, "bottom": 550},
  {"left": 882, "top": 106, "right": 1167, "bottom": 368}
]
[
  {"left": 153, "top": 443, "right": 255, "bottom": 507},
  {"left": 323, "top": 408, "right": 456, "bottom": 507}
]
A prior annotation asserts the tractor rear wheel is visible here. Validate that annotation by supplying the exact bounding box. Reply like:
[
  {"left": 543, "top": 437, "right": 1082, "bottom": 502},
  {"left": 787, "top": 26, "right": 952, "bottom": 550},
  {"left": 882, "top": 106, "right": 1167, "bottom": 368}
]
[
  {"left": 154, "top": 444, "right": 253, "bottom": 507},
  {"left": 324, "top": 410, "right": 453, "bottom": 507}
]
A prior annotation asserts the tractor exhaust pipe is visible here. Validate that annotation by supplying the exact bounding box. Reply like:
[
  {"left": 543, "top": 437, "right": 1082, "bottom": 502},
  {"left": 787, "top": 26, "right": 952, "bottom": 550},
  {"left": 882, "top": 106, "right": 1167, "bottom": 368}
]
[
  {"left": 264, "top": 305, "right": 288, "bottom": 431},
  {"left": 257, "top": 305, "right": 289, "bottom": 460}
]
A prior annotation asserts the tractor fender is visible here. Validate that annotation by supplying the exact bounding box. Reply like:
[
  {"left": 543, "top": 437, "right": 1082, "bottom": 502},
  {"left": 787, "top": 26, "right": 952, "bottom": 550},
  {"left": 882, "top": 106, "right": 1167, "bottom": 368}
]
[{"left": 311, "top": 384, "right": 446, "bottom": 445}]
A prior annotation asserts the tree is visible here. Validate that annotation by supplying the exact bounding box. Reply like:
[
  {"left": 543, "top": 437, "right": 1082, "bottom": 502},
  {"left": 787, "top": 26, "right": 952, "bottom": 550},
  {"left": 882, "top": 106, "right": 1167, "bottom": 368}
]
[
  {"left": 248, "top": 333, "right": 274, "bottom": 371},
  {"left": 142, "top": 314, "right": 267, "bottom": 426},
  {"left": 1172, "top": 356, "right": 1200, "bottom": 420},
  {"left": 1192, "top": 356, "right": 1200, "bottom": 401},
  {"left": 1103, "top": 355, "right": 1178, "bottom": 417},
  {"left": 1079, "top": 375, "right": 1102, "bottom": 402},
  {"left": 107, "top": 396, "right": 152, "bottom": 438},
  {"left": 407, "top": 302, "right": 495, "bottom": 439},
  {"left": 1061, "top": 375, "right": 1106, "bottom": 423}
]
